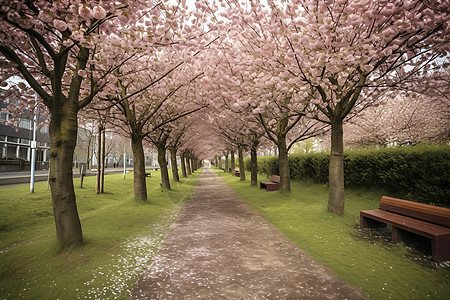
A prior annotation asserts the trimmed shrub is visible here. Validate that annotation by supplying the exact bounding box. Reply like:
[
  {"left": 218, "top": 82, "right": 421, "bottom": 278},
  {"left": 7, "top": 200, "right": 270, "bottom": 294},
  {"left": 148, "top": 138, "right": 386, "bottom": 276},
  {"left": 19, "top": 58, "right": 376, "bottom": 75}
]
[{"left": 254, "top": 144, "right": 450, "bottom": 206}]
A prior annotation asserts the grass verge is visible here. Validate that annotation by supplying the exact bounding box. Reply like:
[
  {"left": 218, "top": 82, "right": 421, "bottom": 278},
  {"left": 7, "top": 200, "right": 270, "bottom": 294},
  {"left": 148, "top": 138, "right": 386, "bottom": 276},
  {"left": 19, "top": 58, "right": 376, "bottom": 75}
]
[
  {"left": 0, "top": 169, "right": 200, "bottom": 299},
  {"left": 216, "top": 169, "right": 450, "bottom": 300}
]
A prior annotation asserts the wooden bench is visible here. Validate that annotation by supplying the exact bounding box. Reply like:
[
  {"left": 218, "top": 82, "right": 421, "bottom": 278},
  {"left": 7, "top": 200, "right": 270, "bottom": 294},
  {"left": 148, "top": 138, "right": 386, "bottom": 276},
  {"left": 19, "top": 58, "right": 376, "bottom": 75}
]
[
  {"left": 234, "top": 170, "right": 240, "bottom": 177},
  {"left": 260, "top": 175, "right": 281, "bottom": 192},
  {"left": 360, "top": 196, "right": 450, "bottom": 261}
]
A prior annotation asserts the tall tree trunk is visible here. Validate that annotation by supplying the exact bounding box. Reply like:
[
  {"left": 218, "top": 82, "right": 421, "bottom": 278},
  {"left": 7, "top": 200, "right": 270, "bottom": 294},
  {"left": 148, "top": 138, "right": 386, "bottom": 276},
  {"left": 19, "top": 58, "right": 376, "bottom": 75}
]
[
  {"left": 96, "top": 124, "right": 102, "bottom": 194},
  {"left": 230, "top": 150, "right": 235, "bottom": 173},
  {"left": 186, "top": 153, "right": 192, "bottom": 175},
  {"left": 180, "top": 151, "right": 187, "bottom": 177},
  {"left": 48, "top": 107, "right": 83, "bottom": 247},
  {"left": 169, "top": 147, "right": 180, "bottom": 182},
  {"left": 218, "top": 155, "right": 222, "bottom": 169},
  {"left": 190, "top": 156, "right": 195, "bottom": 173},
  {"left": 100, "top": 128, "right": 105, "bottom": 193},
  {"left": 86, "top": 138, "right": 92, "bottom": 169},
  {"left": 328, "top": 119, "right": 345, "bottom": 215},
  {"left": 224, "top": 150, "right": 229, "bottom": 172},
  {"left": 277, "top": 134, "right": 291, "bottom": 193},
  {"left": 157, "top": 143, "right": 171, "bottom": 189},
  {"left": 250, "top": 145, "right": 258, "bottom": 186},
  {"left": 238, "top": 146, "right": 245, "bottom": 181},
  {"left": 131, "top": 134, "right": 147, "bottom": 201}
]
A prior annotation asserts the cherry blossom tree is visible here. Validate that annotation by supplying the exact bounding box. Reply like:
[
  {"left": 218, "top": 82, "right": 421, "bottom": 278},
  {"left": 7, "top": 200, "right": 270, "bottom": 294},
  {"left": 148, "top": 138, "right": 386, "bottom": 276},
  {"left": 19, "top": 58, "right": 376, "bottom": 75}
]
[
  {"left": 0, "top": 0, "right": 175, "bottom": 247},
  {"left": 205, "top": 33, "right": 327, "bottom": 192},
  {"left": 281, "top": 0, "right": 449, "bottom": 213},
  {"left": 219, "top": 0, "right": 449, "bottom": 213}
]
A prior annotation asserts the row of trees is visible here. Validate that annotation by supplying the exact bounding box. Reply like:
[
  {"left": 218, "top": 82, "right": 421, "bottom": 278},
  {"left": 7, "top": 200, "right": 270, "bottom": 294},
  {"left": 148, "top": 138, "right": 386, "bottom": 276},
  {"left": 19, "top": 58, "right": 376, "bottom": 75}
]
[{"left": 1, "top": 0, "right": 448, "bottom": 247}]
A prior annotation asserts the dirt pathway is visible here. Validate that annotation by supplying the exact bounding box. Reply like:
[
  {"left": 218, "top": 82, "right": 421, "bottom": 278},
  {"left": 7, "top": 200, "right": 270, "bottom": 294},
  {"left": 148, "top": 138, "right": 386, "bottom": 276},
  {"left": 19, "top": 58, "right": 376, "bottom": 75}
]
[{"left": 130, "top": 169, "right": 366, "bottom": 299}]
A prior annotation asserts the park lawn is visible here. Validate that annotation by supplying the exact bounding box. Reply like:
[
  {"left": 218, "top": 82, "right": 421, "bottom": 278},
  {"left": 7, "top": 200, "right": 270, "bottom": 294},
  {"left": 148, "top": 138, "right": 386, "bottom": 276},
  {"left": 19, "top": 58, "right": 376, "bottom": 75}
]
[
  {"left": 0, "top": 169, "right": 199, "bottom": 299},
  {"left": 217, "top": 169, "right": 450, "bottom": 300}
]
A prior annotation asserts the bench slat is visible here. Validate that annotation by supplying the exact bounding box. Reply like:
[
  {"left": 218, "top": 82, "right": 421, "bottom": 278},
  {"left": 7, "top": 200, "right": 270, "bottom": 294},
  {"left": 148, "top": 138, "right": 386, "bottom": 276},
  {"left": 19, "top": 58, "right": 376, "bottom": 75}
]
[
  {"left": 361, "top": 209, "right": 450, "bottom": 238},
  {"left": 380, "top": 196, "right": 450, "bottom": 228},
  {"left": 270, "top": 175, "right": 280, "bottom": 183}
]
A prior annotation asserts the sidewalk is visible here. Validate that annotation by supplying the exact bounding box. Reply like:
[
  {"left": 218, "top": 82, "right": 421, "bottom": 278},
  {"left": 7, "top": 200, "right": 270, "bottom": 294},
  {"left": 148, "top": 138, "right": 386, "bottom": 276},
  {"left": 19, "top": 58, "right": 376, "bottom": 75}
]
[
  {"left": 0, "top": 168, "right": 129, "bottom": 187},
  {"left": 131, "top": 168, "right": 366, "bottom": 299}
]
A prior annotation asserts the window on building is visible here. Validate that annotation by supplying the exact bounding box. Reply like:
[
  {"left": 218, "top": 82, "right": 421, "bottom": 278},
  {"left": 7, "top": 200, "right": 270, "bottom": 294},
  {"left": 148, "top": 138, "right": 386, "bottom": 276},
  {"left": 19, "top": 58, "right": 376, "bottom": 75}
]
[
  {"left": 40, "top": 125, "right": 49, "bottom": 133},
  {"left": 0, "top": 112, "right": 9, "bottom": 121},
  {"left": 6, "top": 145, "right": 16, "bottom": 158},
  {"left": 8, "top": 137, "right": 18, "bottom": 143},
  {"left": 20, "top": 138, "right": 30, "bottom": 145},
  {"left": 19, "top": 119, "right": 31, "bottom": 129},
  {"left": 19, "top": 147, "right": 28, "bottom": 159}
]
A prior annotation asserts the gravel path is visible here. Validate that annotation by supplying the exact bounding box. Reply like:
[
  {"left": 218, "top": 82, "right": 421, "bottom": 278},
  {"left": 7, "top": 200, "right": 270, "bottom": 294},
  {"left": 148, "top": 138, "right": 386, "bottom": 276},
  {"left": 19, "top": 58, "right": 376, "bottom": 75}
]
[{"left": 130, "top": 168, "right": 366, "bottom": 299}]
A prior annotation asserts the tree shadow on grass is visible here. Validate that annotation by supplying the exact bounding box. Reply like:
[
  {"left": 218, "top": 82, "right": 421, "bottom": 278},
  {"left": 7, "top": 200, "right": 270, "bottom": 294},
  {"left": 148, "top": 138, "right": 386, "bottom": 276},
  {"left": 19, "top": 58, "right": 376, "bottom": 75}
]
[{"left": 352, "top": 225, "right": 449, "bottom": 269}]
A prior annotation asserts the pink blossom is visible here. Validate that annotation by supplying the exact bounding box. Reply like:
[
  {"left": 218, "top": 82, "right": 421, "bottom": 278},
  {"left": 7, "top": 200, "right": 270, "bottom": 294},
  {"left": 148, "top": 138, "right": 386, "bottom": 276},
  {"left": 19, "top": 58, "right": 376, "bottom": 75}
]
[
  {"left": 53, "top": 19, "right": 68, "bottom": 32},
  {"left": 77, "top": 69, "right": 87, "bottom": 78},
  {"left": 78, "top": 5, "right": 91, "bottom": 19},
  {"left": 92, "top": 6, "right": 107, "bottom": 20}
]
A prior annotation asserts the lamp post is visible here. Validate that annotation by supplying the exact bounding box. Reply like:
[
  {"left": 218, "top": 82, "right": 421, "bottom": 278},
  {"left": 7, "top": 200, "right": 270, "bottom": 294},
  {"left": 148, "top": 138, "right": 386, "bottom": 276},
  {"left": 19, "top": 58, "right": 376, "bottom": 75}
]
[
  {"left": 123, "top": 151, "right": 126, "bottom": 179},
  {"left": 30, "top": 93, "right": 37, "bottom": 193}
]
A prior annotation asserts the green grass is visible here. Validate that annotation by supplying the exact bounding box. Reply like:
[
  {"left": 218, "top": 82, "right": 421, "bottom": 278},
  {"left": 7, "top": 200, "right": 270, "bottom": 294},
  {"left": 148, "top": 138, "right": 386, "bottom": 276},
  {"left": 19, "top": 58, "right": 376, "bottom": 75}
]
[
  {"left": 0, "top": 169, "right": 200, "bottom": 299},
  {"left": 216, "top": 169, "right": 450, "bottom": 300}
]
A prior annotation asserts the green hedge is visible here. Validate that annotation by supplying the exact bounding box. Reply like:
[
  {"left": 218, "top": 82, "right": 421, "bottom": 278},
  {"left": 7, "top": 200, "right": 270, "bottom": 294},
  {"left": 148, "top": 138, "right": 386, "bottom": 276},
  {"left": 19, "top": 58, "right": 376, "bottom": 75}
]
[{"left": 248, "top": 144, "right": 450, "bottom": 206}]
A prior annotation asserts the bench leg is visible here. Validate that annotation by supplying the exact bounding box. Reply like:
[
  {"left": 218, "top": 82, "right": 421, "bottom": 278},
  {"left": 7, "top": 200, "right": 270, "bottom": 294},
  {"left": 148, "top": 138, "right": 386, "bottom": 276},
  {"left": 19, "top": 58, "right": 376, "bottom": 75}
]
[
  {"left": 391, "top": 226, "right": 404, "bottom": 244},
  {"left": 360, "top": 215, "right": 387, "bottom": 230},
  {"left": 432, "top": 235, "right": 450, "bottom": 262}
]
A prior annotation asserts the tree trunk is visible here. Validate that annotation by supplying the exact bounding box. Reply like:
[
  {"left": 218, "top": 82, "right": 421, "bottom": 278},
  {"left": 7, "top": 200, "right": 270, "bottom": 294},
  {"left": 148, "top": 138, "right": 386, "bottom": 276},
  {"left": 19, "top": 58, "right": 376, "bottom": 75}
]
[
  {"left": 190, "top": 155, "right": 195, "bottom": 173},
  {"left": 180, "top": 151, "right": 187, "bottom": 177},
  {"left": 158, "top": 143, "right": 171, "bottom": 189},
  {"left": 230, "top": 150, "right": 235, "bottom": 173},
  {"left": 224, "top": 150, "right": 229, "bottom": 172},
  {"left": 186, "top": 153, "right": 192, "bottom": 175},
  {"left": 328, "top": 119, "right": 345, "bottom": 215},
  {"left": 250, "top": 145, "right": 258, "bottom": 186},
  {"left": 277, "top": 134, "right": 291, "bottom": 193},
  {"left": 96, "top": 124, "right": 102, "bottom": 194},
  {"left": 131, "top": 134, "right": 147, "bottom": 201},
  {"left": 169, "top": 147, "right": 180, "bottom": 182},
  {"left": 238, "top": 146, "right": 245, "bottom": 181},
  {"left": 48, "top": 107, "right": 83, "bottom": 247},
  {"left": 86, "top": 138, "right": 92, "bottom": 169}
]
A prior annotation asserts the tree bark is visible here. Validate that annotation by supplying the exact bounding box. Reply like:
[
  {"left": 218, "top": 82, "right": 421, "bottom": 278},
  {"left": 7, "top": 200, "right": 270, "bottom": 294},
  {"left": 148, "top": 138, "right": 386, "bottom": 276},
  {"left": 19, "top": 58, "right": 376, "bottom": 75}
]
[
  {"left": 186, "top": 153, "right": 192, "bottom": 175},
  {"left": 238, "top": 146, "right": 245, "bottom": 181},
  {"left": 157, "top": 143, "right": 171, "bottom": 189},
  {"left": 190, "top": 155, "right": 195, "bottom": 173},
  {"left": 224, "top": 150, "right": 229, "bottom": 172},
  {"left": 277, "top": 134, "right": 291, "bottom": 193},
  {"left": 169, "top": 147, "right": 180, "bottom": 182},
  {"left": 131, "top": 134, "right": 147, "bottom": 201},
  {"left": 180, "top": 151, "right": 187, "bottom": 177},
  {"left": 250, "top": 145, "right": 258, "bottom": 186},
  {"left": 48, "top": 106, "right": 83, "bottom": 247},
  {"left": 230, "top": 150, "right": 235, "bottom": 173},
  {"left": 328, "top": 119, "right": 345, "bottom": 215}
]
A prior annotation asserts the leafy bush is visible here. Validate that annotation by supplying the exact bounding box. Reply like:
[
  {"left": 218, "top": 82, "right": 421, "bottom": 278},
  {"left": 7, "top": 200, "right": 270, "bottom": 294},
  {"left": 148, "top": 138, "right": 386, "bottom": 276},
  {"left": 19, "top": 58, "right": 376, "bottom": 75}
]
[{"left": 254, "top": 144, "right": 450, "bottom": 206}]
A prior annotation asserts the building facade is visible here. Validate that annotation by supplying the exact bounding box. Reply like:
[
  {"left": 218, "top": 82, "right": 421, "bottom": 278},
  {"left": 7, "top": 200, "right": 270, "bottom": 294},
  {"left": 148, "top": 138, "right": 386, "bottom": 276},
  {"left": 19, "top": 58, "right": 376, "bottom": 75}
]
[{"left": 0, "top": 90, "right": 50, "bottom": 172}]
